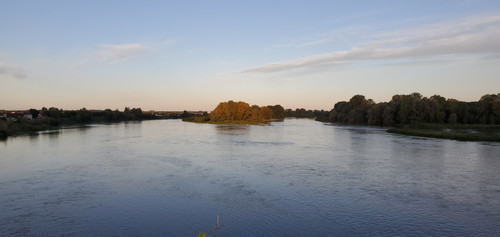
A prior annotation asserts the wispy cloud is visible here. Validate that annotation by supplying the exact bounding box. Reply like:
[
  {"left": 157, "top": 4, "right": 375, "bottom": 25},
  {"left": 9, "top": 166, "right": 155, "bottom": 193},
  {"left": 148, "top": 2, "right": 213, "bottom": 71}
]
[
  {"left": 0, "top": 63, "right": 27, "bottom": 80},
  {"left": 242, "top": 15, "right": 500, "bottom": 73},
  {"left": 100, "top": 43, "right": 146, "bottom": 63},
  {"left": 270, "top": 38, "right": 330, "bottom": 49},
  {"left": 70, "top": 59, "right": 90, "bottom": 69},
  {"left": 265, "top": 26, "right": 365, "bottom": 51},
  {"left": 70, "top": 40, "right": 174, "bottom": 68}
]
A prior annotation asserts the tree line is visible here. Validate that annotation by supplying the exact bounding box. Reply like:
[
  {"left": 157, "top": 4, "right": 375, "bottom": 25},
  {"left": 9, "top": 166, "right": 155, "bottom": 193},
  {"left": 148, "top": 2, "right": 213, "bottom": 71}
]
[
  {"left": 284, "top": 108, "right": 330, "bottom": 120},
  {"left": 1, "top": 107, "right": 161, "bottom": 139},
  {"left": 328, "top": 93, "right": 500, "bottom": 126},
  {"left": 35, "top": 107, "right": 157, "bottom": 124}
]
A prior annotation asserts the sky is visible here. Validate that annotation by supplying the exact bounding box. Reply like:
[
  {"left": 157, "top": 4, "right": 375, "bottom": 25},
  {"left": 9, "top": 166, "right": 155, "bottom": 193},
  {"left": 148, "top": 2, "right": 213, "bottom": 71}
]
[{"left": 1, "top": 0, "right": 500, "bottom": 111}]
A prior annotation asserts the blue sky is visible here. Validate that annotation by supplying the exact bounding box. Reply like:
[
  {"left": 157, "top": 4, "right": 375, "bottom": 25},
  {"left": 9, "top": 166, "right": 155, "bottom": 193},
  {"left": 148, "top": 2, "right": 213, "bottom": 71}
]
[{"left": 1, "top": 0, "right": 500, "bottom": 111}]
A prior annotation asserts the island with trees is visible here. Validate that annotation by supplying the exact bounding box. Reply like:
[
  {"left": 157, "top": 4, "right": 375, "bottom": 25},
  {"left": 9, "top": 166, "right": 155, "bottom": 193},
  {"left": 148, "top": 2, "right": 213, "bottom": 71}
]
[{"left": 182, "top": 100, "right": 285, "bottom": 124}]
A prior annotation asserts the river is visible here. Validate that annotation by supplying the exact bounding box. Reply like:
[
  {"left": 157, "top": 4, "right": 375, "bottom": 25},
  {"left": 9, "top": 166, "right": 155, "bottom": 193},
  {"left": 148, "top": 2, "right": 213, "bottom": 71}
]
[{"left": 1, "top": 119, "right": 499, "bottom": 236}]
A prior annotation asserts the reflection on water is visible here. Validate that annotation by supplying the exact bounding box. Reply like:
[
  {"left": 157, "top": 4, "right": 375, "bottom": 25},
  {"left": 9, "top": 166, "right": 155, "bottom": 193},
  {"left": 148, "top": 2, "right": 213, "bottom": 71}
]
[
  {"left": 215, "top": 124, "right": 250, "bottom": 136},
  {"left": 37, "top": 130, "right": 60, "bottom": 135},
  {"left": 1, "top": 119, "right": 499, "bottom": 236}
]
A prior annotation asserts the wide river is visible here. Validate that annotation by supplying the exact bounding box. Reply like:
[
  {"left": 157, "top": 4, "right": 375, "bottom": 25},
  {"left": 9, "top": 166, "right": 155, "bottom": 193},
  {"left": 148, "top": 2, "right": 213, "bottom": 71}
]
[{"left": 1, "top": 119, "right": 499, "bottom": 236}]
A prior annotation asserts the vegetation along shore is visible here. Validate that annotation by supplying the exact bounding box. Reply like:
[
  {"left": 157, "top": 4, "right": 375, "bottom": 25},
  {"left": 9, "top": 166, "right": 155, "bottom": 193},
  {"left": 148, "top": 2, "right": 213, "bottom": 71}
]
[
  {"left": 322, "top": 92, "right": 500, "bottom": 142},
  {"left": 2, "top": 92, "right": 499, "bottom": 142},
  {"left": 0, "top": 107, "right": 202, "bottom": 140}
]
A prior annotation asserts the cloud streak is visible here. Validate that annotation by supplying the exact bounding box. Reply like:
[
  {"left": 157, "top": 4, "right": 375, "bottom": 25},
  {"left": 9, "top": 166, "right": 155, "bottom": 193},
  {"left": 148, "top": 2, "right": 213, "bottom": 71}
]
[
  {"left": 270, "top": 38, "right": 330, "bottom": 49},
  {"left": 241, "top": 15, "right": 500, "bottom": 73},
  {"left": 71, "top": 40, "right": 173, "bottom": 68},
  {"left": 0, "top": 63, "right": 27, "bottom": 80},
  {"left": 100, "top": 43, "right": 146, "bottom": 63}
]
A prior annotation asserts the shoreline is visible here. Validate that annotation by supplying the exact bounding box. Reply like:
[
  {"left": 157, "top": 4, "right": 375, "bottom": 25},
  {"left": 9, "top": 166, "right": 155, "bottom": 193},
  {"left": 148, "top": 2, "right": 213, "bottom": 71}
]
[
  {"left": 0, "top": 119, "right": 157, "bottom": 141},
  {"left": 3, "top": 118, "right": 500, "bottom": 143},
  {"left": 386, "top": 124, "right": 500, "bottom": 142}
]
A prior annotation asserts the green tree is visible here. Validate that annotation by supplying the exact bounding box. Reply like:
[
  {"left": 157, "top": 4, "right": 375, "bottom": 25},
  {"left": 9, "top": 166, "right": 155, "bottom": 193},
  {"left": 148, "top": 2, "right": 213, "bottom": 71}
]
[
  {"left": 41, "top": 107, "right": 48, "bottom": 117},
  {"left": 382, "top": 105, "right": 394, "bottom": 126},
  {"left": 76, "top": 108, "right": 91, "bottom": 123},
  {"left": 103, "top": 109, "right": 115, "bottom": 122},
  {"left": 448, "top": 113, "right": 458, "bottom": 124},
  {"left": 46, "top": 107, "right": 62, "bottom": 118},
  {"left": 493, "top": 94, "right": 500, "bottom": 121},
  {"left": 430, "top": 95, "right": 446, "bottom": 123},
  {"left": 267, "top": 105, "right": 285, "bottom": 120},
  {"left": 29, "top": 109, "right": 39, "bottom": 119},
  {"left": 123, "top": 107, "right": 133, "bottom": 120},
  {"left": 131, "top": 108, "right": 143, "bottom": 120},
  {"left": 367, "top": 103, "right": 389, "bottom": 125},
  {"left": 329, "top": 101, "right": 349, "bottom": 122}
]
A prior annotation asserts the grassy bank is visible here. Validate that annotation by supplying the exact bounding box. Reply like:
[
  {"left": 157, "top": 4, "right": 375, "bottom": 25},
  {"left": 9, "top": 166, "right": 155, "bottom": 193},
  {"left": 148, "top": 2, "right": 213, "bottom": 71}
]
[
  {"left": 0, "top": 116, "right": 156, "bottom": 140},
  {"left": 387, "top": 123, "right": 500, "bottom": 142},
  {"left": 0, "top": 118, "right": 60, "bottom": 140}
]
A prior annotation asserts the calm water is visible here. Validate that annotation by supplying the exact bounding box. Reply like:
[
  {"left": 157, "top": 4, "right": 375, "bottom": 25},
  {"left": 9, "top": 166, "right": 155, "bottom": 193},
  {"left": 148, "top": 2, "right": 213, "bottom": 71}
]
[{"left": 1, "top": 119, "right": 500, "bottom": 236}]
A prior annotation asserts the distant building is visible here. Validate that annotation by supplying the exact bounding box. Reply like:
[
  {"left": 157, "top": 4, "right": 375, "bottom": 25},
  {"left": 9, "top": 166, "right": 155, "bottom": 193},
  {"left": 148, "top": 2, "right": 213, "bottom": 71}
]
[{"left": 2, "top": 111, "right": 32, "bottom": 121}]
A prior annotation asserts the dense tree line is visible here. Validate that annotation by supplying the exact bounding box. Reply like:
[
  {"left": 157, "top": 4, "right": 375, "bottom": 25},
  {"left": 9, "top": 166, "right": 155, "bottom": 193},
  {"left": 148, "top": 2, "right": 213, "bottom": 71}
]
[
  {"left": 208, "top": 101, "right": 284, "bottom": 123},
  {"left": 37, "top": 107, "right": 156, "bottom": 124},
  {"left": 328, "top": 93, "right": 500, "bottom": 126},
  {"left": 285, "top": 108, "right": 315, "bottom": 118},
  {"left": 284, "top": 108, "right": 330, "bottom": 120}
]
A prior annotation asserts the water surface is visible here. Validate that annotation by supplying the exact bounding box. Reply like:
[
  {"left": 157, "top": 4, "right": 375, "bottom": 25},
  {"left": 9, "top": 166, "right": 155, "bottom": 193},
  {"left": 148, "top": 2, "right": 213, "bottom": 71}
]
[{"left": 1, "top": 119, "right": 499, "bottom": 236}]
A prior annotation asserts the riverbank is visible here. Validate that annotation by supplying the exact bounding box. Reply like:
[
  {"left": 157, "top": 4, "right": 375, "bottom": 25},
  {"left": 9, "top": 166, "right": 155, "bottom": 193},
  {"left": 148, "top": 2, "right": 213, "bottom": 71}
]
[
  {"left": 387, "top": 123, "right": 500, "bottom": 142},
  {"left": 0, "top": 117, "right": 154, "bottom": 140},
  {"left": 0, "top": 107, "right": 194, "bottom": 140},
  {"left": 0, "top": 119, "right": 59, "bottom": 140}
]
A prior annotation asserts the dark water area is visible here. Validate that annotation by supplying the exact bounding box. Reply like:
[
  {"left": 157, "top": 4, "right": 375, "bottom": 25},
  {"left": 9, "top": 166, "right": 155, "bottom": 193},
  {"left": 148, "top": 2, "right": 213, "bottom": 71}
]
[{"left": 1, "top": 119, "right": 499, "bottom": 236}]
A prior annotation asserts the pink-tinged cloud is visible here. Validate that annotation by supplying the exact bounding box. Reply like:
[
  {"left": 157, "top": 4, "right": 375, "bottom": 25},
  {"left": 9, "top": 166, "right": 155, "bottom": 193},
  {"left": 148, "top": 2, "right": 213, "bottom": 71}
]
[
  {"left": 100, "top": 43, "right": 146, "bottom": 63},
  {"left": 241, "top": 15, "right": 500, "bottom": 73}
]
